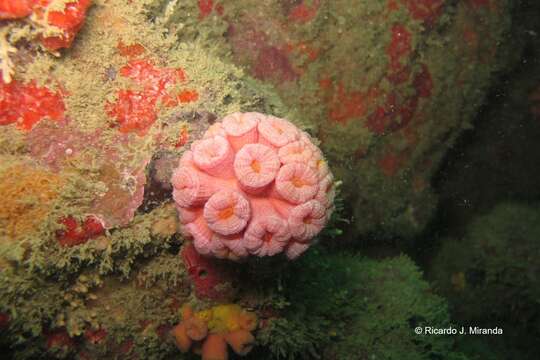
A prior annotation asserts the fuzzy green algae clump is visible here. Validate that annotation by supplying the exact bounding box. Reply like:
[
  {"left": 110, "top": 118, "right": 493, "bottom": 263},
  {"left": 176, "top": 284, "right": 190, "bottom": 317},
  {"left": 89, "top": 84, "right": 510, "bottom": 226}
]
[
  {"left": 254, "top": 250, "right": 468, "bottom": 360},
  {"left": 147, "top": 0, "right": 518, "bottom": 240},
  {"left": 0, "top": 158, "right": 64, "bottom": 243},
  {"left": 429, "top": 202, "right": 540, "bottom": 359}
]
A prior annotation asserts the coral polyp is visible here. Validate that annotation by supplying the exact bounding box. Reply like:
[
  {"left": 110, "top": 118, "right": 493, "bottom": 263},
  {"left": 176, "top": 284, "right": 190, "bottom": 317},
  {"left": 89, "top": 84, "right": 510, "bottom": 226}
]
[
  {"left": 172, "top": 112, "right": 334, "bottom": 260},
  {"left": 170, "top": 304, "right": 258, "bottom": 359}
]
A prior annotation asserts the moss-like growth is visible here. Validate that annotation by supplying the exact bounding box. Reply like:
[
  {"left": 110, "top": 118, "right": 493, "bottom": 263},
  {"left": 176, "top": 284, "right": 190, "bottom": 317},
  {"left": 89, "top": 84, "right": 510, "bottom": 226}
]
[
  {"left": 429, "top": 202, "right": 540, "bottom": 359},
  {"left": 256, "top": 250, "right": 468, "bottom": 360}
]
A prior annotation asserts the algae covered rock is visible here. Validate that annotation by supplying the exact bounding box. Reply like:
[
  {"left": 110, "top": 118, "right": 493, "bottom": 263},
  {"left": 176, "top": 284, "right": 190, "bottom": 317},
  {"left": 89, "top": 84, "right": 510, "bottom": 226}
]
[
  {"left": 147, "top": 0, "right": 518, "bottom": 239},
  {"left": 256, "top": 251, "right": 468, "bottom": 360},
  {"left": 0, "top": 0, "right": 294, "bottom": 358}
]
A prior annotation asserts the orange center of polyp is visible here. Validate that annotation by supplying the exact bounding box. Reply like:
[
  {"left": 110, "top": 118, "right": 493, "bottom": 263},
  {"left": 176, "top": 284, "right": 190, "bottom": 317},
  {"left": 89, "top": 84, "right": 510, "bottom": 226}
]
[
  {"left": 272, "top": 123, "right": 284, "bottom": 134},
  {"left": 204, "top": 144, "right": 219, "bottom": 158},
  {"left": 263, "top": 232, "right": 273, "bottom": 243},
  {"left": 292, "top": 176, "right": 305, "bottom": 188},
  {"left": 303, "top": 217, "right": 312, "bottom": 224},
  {"left": 218, "top": 206, "right": 235, "bottom": 220},
  {"left": 250, "top": 160, "right": 261, "bottom": 173}
]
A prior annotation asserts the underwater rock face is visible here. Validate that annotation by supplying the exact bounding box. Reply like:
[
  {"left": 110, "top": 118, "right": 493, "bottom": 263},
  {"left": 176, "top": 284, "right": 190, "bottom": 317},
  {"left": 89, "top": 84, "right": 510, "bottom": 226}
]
[
  {"left": 0, "top": 0, "right": 300, "bottom": 358},
  {"left": 0, "top": 1, "right": 528, "bottom": 359},
  {"left": 150, "top": 0, "right": 518, "bottom": 239},
  {"left": 173, "top": 112, "right": 334, "bottom": 260}
]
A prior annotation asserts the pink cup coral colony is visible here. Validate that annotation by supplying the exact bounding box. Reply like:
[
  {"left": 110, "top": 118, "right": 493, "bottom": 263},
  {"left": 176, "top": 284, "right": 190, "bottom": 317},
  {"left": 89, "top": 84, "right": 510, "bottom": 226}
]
[{"left": 172, "top": 112, "right": 335, "bottom": 260}]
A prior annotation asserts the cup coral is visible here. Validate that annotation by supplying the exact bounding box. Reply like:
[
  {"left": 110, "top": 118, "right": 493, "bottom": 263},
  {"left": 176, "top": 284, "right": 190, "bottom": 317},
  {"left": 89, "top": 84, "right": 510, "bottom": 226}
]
[
  {"left": 170, "top": 304, "right": 258, "bottom": 360},
  {"left": 172, "top": 112, "right": 334, "bottom": 260}
]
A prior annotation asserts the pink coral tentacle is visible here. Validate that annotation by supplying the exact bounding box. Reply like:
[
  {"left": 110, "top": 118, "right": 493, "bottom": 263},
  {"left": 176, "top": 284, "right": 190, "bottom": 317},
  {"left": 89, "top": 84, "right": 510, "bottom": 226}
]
[
  {"left": 222, "top": 112, "right": 261, "bottom": 150},
  {"left": 285, "top": 242, "right": 310, "bottom": 260},
  {"left": 244, "top": 198, "right": 290, "bottom": 256},
  {"left": 288, "top": 200, "right": 326, "bottom": 242},
  {"left": 244, "top": 216, "right": 290, "bottom": 256},
  {"left": 192, "top": 136, "right": 235, "bottom": 178},
  {"left": 185, "top": 216, "right": 213, "bottom": 255},
  {"left": 275, "top": 163, "right": 319, "bottom": 204},
  {"left": 203, "top": 123, "right": 227, "bottom": 139},
  {"left": 234, "top": 143, "right": 280, "bottom": 194},
  {"left": 203, "top": 190, "right": 251, "bottom": 236},
  {"left": 315, "top": 173, "right": 335, "bottom": 208},
  {"left": 257, "top": 115, "right": 299, "bottom": 148},
  {"left": 278, "top": 140, "right": 314, "bottom": 165},
  {"left": 215, "top": 234, "right": 248, "bottom": 258},
  {"left": 172, "top": 167, "right": 225, "bottom": 207}
]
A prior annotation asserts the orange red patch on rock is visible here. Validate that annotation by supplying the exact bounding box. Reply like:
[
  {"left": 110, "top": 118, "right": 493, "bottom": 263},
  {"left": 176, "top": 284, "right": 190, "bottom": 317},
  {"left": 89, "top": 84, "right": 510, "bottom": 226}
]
[
  {"left": 0, "top": 0, "right": 91, "bottom": 50},
  {"left": 56, "top": 215, "right": 105, "bottom": 247},
  {"left": 0, "top": 78, "right": 65, "bottom": 130},
  {"left": 38, "top": 0, "right": 92, "bottom": 51},
  {"left": 106, "top": 59, "right": 198, "bottom": 135},
  {"left": 117, "top": 40, "right": 146, "bottom": 58},
  {"left": 0, "top": 0, "right": 34, "bottom": 19},
  {"left": 288, "top": 0, "right": 320, "bottom": 23},
  {"left": 198, "top": 0, "right": 224, "bottom": 19}
]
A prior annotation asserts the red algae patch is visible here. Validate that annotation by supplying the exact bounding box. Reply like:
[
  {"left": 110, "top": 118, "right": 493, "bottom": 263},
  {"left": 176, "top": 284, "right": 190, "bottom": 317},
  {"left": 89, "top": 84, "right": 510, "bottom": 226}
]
[
  {"left": 105, "top": 59, "right": 193, "bottom": 135},
  {"left": 0, "top": 0, "right": 91, "bottom": 51},
  {"left": 37, "top": 0, "right": 92, "bottom": 51},
  {"left": 56, "top": 215, "right": 105, "bottom": 247},
  {"left": 0, "top": 1, "right": 34, "bottom": 19},
  {"left": 0, "top": 79, "right": 65, "bottom": 130},
  {"left": 288, "top": 0, "right": 320, "bottom": 23}
]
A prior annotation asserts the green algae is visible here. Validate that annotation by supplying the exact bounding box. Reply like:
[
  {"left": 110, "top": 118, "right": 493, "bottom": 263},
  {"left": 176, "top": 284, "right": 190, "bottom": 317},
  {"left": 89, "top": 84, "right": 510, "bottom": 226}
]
[
  {"left": 428, "top": 202, "right": 540, "bottom": 359},
  {"left": 255, "top": 250, "right": 468, "bottom": 360}
]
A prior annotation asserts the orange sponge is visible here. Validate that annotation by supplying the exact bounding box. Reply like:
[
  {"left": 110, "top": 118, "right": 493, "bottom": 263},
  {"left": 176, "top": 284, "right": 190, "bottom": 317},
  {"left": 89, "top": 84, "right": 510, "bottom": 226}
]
[
  {"left": 225, "top": 329, "right": 255, "bottom": 356},
  {"left": 170, "top": 323, "right": 192, "bottom": 353},
  {"left": 202, "top": 334, "right": 228, "bottom": 360}
]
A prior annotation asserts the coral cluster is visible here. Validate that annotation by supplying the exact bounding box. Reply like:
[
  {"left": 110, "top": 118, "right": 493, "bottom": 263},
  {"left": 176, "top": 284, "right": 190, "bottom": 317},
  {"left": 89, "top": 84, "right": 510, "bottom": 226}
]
[
  {"left": 171, "top": 304, "right": 258, "bottom": 360},
  {"left": 172, "top": 112, "right": 334, "bottom": 260}
]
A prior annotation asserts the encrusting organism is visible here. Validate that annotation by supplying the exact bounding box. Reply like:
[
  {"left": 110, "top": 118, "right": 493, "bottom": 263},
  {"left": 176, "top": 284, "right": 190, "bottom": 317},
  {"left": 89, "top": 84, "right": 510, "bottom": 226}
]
[
  {"left": 172, "top": 112, "right": 334, "bottom": 260},
  {"left": 0, "top": 0, "right": 91, "bottom": 83}
]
